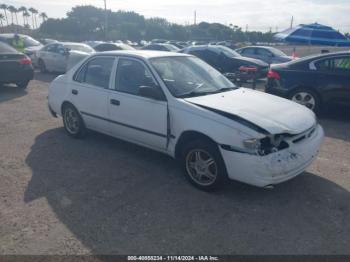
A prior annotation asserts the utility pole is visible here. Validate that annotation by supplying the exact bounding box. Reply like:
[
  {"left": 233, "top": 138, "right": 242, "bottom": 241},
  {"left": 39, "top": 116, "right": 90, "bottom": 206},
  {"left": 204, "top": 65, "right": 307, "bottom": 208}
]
[
  {"left": 194, "top": 10, "right": 197, "bottom": 25},
  {"left": 290, "top": 16, "right": 294, "bottom": 29},
  {"left": 104, "top": 0, "right": 108, "bottom": 40}
]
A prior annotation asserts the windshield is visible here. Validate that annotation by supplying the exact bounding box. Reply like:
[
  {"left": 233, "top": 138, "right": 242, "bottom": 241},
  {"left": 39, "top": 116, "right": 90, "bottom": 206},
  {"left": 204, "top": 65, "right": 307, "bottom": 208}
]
[
  {"left": 65, "top": 44, "right": 95, "bottom": 53},
  {"left": 216, "top": 46, "right": 241, "bottom": 57},
  {"left": 165, "top": 44, "right": 179, "bottom": 51},
  {"left": 269, "top": 48, "right": 288, "bottom": 57},
  {"left": 150, "top": 56, "right": 236, "bottom": 98},
  {"left": 23, "top": 36, "right": 41, "bottom": 47}
]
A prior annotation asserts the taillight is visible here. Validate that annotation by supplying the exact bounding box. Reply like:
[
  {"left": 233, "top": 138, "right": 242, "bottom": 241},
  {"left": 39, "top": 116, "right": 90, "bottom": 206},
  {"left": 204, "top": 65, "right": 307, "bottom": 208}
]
[
  {"left": 19, "top": 56, "right": 32, "bottom": 65},
  {"left": 267, "top": 69, "right": 280, "bottom": 80}
]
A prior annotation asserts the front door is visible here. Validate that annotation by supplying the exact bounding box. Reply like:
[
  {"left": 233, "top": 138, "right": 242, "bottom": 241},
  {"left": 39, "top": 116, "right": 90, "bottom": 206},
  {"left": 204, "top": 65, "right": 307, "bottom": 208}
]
[{"left": 108, "top": 57, "right": 168, "bottom": 150}]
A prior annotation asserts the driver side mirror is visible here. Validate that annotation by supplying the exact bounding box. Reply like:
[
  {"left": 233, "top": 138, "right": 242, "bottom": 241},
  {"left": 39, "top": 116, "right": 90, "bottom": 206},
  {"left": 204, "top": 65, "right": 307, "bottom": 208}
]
[{"left": 138, "top": 85, "right": 164, "bottom": 100}]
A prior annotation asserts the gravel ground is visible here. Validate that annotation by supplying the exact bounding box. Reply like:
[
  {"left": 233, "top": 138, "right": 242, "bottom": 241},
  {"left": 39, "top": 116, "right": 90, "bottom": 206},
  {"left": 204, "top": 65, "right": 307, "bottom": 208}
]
[{"left": 0, "top": 73, "right": 349, "bottom": 255}]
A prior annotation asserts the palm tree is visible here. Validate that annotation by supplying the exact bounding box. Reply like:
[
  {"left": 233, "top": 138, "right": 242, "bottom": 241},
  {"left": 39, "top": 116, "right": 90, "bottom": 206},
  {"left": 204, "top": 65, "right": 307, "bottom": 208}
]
[
  {"left": 0, "top": 13, "right": 4, "bottom": 28},
  {"left": 18, "top": 6, "right": 27, "bottom": 26},
  {"left": 7, "top": 5, "right": 16, "bottom": 25},
  {"left": 13, "top": 7, "right": 19, "bottom": 25},
  {"left": 23, "top": 11, "right": 30, "bottom": 27},
  {"left": 28, "top": 7, "right": 38, "bottom": 29},
  {"left": 0, "top": 4, "right": 8, "bottom": 26},
  {"left": 32, "top": 8, "right": 38, "bottom": 29},
  {"left": 39, "top": 12, "right": 48, "bottom": 24}
]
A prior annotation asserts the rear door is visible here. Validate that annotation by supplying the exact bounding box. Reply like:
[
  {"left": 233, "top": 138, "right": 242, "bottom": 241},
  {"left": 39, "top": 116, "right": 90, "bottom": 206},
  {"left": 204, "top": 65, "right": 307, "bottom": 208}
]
[
  {"left": 108, "top": 57, "right": 168, "bottom": 150},
  {"left": 314, "top": 56, "right": 350, "bottom": 105},
  {"left": 70, "top": 56, "right": 116, "bottom": 133}
]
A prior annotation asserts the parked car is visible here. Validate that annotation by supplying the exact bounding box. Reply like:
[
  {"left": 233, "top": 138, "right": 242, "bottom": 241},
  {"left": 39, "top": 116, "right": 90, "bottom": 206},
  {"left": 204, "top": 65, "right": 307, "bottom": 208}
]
[
  {"left": 39, "top": 38, "right": 58, "bottom": 45},
  {"left": 0, "top": 41, "right": 34, "bottom": 88},
  {"left": 48, "top": 51, "right": 324, "bottom": 191},
  {"left": 141, "top": 43, "right": 179, "bottom": 52},
  {"left": 236, "top": 46, "right": 293, "bottom": 64},
  {"left": 37, "top": 42, "right": 95, "bottom": 73},
  {"left": 0, "top": 33, "right": 43, "bottom": 66},
  {"left": 181, "top": 45, "right": 269, "bottom": 81},
  {"left": 266, "top": 51, "right": 350, "bottom": 113},
  {"left": 92, "top": 42, "right": 135, "bottom": 52}
]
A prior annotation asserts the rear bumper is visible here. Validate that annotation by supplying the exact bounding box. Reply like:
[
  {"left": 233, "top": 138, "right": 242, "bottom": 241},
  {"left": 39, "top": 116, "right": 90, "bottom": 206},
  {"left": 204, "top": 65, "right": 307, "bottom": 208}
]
[
  {"left": 220, "top": 125, "right": 324, "bottom": 187},
  {"left": 0, "top": 68, "right": 34, "bottom": 84}
]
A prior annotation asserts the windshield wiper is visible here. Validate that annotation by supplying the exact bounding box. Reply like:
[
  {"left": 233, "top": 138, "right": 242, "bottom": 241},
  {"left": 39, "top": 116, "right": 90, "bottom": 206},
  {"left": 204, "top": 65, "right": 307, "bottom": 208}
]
[{"left": 177, "top": 90, "right": 213, "bottom": 98}]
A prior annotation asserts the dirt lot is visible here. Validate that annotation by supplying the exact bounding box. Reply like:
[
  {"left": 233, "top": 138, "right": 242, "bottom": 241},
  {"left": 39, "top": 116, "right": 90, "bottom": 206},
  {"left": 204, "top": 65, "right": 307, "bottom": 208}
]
[{"left": 0, "top": 73, "right": 350, "bottom": 255}]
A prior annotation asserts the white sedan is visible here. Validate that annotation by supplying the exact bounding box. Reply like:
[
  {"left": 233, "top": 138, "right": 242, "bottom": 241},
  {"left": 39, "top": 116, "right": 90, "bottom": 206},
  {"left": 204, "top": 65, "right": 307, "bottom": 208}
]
[
  {"left": 37, "top": 42, "right": 95, "bottom": 73},
  {"left": 48, "top": 51, "right": 324, "bottom": 191}
]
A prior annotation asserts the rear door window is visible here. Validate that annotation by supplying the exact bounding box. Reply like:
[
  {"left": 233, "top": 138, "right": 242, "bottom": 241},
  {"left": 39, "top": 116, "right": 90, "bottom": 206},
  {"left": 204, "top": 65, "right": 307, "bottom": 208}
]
[
  {"left": 74, "top": 57, "right": 115, "bottom": 88},
  {"left": 242, "top": 48, "right": 256, "bottom": 55},
  {"left": 315, "top": 57, "right": 350, "bottom": 73}
]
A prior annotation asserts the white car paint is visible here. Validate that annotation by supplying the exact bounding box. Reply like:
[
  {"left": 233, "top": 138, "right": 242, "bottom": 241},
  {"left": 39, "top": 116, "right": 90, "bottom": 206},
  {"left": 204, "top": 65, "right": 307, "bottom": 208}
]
[
  {"left": 48, "top": 50, "right": 324, "bottom": 188},
  {"left": 37, "top": 42, "right": 95, "bottom": 73}
]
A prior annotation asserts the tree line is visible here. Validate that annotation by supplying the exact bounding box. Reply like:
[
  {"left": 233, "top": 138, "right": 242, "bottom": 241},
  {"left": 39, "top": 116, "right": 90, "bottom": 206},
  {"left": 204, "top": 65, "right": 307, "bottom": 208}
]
[
  {"left": 38, "top": 5, "right": 276, "bottom": 43},
  {"left": 0, "top": 4, "right": 47, "bottom": 30}
]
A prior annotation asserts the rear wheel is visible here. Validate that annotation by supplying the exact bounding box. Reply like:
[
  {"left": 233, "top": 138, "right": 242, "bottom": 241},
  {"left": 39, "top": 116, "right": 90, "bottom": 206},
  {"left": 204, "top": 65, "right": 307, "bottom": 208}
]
[
  {"left": 289, "top": 88, "right": 321, "bottom": 113},
  {"left": 38, "top": 59, "right": 47, "bottom": 73},
  {"left": 181, "top": 139, "right": 227, "bottom": 191},
  {"left": 17, "top": 80, "right": 30, "bottom": 89},
  {"left": 62, "top": 104, "right": 86, "bottom": 138}
]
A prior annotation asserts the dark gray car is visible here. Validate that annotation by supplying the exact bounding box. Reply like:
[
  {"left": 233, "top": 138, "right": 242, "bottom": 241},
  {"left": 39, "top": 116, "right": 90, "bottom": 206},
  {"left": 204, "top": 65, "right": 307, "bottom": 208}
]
[{"left": 236, "top": 46, "right": 293, "bottom": 64}]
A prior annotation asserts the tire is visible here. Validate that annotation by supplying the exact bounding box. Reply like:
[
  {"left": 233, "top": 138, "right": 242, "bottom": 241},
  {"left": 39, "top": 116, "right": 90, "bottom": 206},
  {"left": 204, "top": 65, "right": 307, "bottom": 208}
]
[
  {"left": 289, "top": 88, "right": 321, "bottom": 114},
  {"left": 180, "top": 139, "right": 228, "bottom": 191},
  {"left": 62, "top": 104, "right": 86, "bottom": 138},
  {"left": 38, "top": 59, "right": 47, "bottom": 73},
  {"left": 17, "top": 80, "right": 30, "bottom": 89}
]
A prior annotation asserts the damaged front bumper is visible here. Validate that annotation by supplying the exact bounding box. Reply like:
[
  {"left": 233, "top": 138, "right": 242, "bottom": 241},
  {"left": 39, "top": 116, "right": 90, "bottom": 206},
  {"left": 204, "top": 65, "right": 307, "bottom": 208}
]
[{"left": 220, "top": 124, "right": 324, "bottom": 187}]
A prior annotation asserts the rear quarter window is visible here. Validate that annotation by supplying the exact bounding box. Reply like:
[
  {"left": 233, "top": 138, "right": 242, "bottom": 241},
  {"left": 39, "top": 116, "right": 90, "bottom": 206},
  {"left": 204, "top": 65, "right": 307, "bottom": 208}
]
[{"left": 0, "top": 42, "right": 18, "bottom": 53}]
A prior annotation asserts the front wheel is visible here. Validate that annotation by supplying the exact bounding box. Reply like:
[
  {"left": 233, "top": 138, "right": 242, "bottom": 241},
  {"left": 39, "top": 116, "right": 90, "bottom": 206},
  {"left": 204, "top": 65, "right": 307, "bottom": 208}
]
[
  {"left": 289, "top": 88, "right": 321, "bottom": 113},
  {"left": 181, "top": 139, "right": 227, "bottom": 191},
  {"left": 62, "top": 104, "right": 86, "bottom": 138}
]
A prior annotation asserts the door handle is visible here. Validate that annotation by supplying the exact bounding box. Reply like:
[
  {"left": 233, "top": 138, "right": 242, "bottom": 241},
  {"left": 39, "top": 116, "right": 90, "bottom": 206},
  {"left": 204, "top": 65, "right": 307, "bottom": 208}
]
[
  {"left": 72, "top": 89, "right": 78, "bottom": 95},
  {"left": 110, "top": 99, "right": 120, "bottom": 106}
]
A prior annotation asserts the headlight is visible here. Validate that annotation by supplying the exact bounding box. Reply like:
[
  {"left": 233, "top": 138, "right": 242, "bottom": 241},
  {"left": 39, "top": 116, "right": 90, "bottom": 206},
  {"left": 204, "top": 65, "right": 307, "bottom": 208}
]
[
  {"left": 243, "top": 135, "right": 289, "bottom": 156},
  {"left": 243, "top": 138, "right": 261, "bottom": 152}
]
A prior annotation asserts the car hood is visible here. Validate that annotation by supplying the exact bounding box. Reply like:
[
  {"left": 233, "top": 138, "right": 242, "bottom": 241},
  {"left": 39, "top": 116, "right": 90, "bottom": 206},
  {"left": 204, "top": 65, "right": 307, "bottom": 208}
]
[
  {"left": 184, "top": 88, "right": 316, "bottom": 135},
  {"left": 234, "top": 56, "right": 268, "bottom": 67}
]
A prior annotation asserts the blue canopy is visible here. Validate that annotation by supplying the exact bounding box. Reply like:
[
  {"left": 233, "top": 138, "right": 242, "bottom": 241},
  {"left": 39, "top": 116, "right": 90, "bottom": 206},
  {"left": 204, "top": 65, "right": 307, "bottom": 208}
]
[{"left": 275, "top": 23, "right": 350, "bottom": 46}]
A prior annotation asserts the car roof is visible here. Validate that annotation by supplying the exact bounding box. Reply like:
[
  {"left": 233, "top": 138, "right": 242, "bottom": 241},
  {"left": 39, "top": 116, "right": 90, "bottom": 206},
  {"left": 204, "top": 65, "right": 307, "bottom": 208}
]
[
  {"left": 183, "top": 45, "right": 222, "bottom": 53},
  {"left": 292, "top": 50, "right": 350, "bottom": 63},
  {"left": 91, "top": 50, "right": 191, "bottom": 59},
  {"left": 0, "top": 33, "right": 31, "bottom": 38}
]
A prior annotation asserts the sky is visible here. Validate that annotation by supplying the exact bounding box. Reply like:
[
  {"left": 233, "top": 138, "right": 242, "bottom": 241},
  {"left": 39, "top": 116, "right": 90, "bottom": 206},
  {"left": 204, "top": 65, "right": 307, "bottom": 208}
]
[{"left": 7, "top": 0, "right": 350, "bottom": 33}]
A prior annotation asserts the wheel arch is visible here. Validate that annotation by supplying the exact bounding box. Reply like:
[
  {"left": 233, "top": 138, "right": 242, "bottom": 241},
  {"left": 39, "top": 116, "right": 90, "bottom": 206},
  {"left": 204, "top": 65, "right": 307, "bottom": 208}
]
[
  {"left": 288, "top": 85, "right": 323, "bottom": 102},
  {"left": 174, "top": 130, "right": 218, "bottom": 160}
]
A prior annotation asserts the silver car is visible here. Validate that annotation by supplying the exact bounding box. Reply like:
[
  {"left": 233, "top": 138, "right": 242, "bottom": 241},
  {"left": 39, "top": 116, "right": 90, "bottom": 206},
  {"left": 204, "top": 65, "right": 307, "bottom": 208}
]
[
  {"left": 37, "top": 42, "right": 95, "bottom": 73},
  {"left": 236, "top": 46, "right": 293, "bottom": 64}
]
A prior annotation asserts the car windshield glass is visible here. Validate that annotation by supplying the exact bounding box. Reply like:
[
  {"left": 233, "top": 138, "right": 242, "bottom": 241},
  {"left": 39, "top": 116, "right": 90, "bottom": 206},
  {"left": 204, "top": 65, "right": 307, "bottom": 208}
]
[
  {"left": 165, "top": 44, "right": 179, "bottom": 51},
  {"left": 65, "top": 44, "right": 95, "bottom": 53},
  {"left": 269, "top": 48, "right": 288, "bottom": 57},
  {"left": 150, "top": 56, "right": 236, "bottom": 98},
  {"left": 0, "top": 42, "right": 18, "bottom": 53},
  {"left": 23, "top": 36, "right": 41, "bottom": 47},
  {"left": 216, "top": 46, "right": 240, "bottom": 57}
]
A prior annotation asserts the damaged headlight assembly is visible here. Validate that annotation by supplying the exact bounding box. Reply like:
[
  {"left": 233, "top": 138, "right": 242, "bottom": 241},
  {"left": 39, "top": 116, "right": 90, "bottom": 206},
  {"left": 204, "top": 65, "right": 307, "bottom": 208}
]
[{"left": 243, "top": 134, "right": 289, "bottom": 156}]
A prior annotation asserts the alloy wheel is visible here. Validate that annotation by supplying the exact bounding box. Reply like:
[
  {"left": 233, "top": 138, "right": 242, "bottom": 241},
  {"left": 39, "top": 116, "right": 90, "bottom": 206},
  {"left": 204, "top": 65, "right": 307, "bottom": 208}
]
[{"left": 185, "top": 149, "right": 218, "bottom": 186}]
